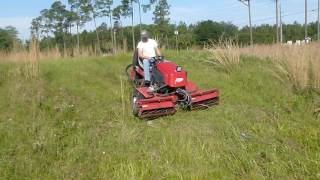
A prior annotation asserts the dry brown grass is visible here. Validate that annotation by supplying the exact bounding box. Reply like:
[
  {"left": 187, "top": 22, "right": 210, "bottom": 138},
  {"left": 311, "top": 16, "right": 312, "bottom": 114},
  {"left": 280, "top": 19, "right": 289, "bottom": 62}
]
[
  {"left": 23, "top": 37, "right": 40, "bottom": 80},
  {"left": 0, "top": 48, "right": 61, "bottom": 63},
  {"left": 240, "top": 43, "right": 320, "bottom": 92},
  {"left": 204, "top": 41, "right": 320, "bottom": 116},
  {"left": 204, "top": 39, "right": 241, "bottom": 74},
  {"left": 0, "top": 45, "right": 104, "bottom": 62}
]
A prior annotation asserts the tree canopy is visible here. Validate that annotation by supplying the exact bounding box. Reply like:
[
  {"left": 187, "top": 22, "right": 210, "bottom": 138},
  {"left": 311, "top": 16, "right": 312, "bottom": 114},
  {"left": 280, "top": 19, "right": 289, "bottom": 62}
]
[{"left": 0, "top": 26, "right": 19, "bottom": 51}]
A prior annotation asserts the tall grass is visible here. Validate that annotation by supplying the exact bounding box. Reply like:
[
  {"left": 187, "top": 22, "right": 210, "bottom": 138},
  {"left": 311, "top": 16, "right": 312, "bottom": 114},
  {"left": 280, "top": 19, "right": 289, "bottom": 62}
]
[
  {"left": 204, "top": 39, "right": 241, "bottom": 74},
  {"left": 205, "top": 41, "right": 320, "bottom": 92},
  {"left": 24, "top": 37, "right": 39, "bottom": 80},
  {"left": 203, "top": 41, "right": 320, "bottom": 115},
  {"left": 0, "top": 46, "right": 115, "bottom": 62},
  {"left": 240, "top": 43, "right": 320, "bottom": 92},
  {"left": 0, "top": 48, "right": 61, "bottom": 62},
  {"left": 238, "top": 43, "right": 320, "bottom": 117}
]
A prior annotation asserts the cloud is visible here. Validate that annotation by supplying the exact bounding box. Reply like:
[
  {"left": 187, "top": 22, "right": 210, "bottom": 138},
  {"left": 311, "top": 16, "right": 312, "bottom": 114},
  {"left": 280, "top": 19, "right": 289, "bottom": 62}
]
[{"left": 0, "top": 17, "right": 33, "bottom": 40}]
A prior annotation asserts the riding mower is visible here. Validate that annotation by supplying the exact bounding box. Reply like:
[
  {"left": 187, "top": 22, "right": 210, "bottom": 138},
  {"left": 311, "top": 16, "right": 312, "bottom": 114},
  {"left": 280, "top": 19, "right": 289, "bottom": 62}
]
[{"left": 126, "top": 51, "right": 219, "bottom": 119}]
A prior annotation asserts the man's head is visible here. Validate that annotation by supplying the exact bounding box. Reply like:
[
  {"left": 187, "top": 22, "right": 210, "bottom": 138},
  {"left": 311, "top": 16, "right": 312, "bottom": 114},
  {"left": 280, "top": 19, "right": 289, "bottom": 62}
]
[{"left": 141, "top": 30, "right": 149, "bottom": 42}]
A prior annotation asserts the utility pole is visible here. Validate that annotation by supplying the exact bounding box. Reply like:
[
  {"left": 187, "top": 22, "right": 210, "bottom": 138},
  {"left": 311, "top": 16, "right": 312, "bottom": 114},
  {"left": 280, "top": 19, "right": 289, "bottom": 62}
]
[
  {"left": 318, "top": 0, "right": 320, "bottom": 41},
  {"left": 239, "top": 0, "right": 253, "bottom": 46},
  {"left": 138, "top": 0, "right": 142, "bottom": 34},
  {"left": 305, "top": 0, "right": 308, "bottom": 39},
  {"left": 248, "top": 0, "right": 253, "bottom": 45},
  {"left": 280, "top": 3, "right": 283, "bottom": 43},
  {"left": 276, "top": 0, "right": 279, "bottom": 43},
  {"left": 131, "top": 0, "right": 135, "bottom": 50}
]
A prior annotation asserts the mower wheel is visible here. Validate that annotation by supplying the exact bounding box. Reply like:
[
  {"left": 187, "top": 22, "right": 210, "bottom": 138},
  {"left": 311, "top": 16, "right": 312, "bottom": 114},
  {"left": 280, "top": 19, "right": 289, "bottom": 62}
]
[
  {"left": 133, "top": 72, "right": 143, "bottom": 86},
  {"left": 132, "top": 90, "right": 144, "bottom": 117}
]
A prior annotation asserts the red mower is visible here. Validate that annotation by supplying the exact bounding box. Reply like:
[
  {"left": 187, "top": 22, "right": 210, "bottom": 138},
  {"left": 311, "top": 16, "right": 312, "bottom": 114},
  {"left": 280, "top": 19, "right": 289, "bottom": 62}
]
[{"left": 126, "top": 51, "right": 219, "bottom": 119}]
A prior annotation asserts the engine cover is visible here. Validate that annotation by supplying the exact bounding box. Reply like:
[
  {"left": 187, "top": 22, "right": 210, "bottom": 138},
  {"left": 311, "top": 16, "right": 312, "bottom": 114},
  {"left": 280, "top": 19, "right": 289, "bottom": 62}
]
[{"left": 156, "top": 61, "right": 187, "bottom": 88}]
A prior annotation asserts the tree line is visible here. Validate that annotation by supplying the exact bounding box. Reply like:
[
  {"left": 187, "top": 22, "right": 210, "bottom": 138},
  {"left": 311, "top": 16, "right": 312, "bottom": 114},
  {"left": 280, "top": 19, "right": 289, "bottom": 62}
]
[
  {"left": 0, "top": 26, "right": 21, "bottom": 51},
  {"left": 0, "top": 0, "right": 319, "bottom": 53},
  {"left": 29, "top": 0, "right": 170, "bottom": 55}
]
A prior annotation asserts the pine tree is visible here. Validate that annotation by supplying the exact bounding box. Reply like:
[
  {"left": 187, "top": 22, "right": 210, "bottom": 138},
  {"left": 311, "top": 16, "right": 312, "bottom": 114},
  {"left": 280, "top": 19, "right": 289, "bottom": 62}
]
[
  {"left": 153, "top": 0, "right": 170, "bottom": 46},
  {"left": 121, "top": 0, "right": 139, "bottom": 50},
  {"left": 68, "top": 0, "right": 91, "bottom": 52},
  {"left": 95, "top": 0, "right": 114, "bottom": 52}
]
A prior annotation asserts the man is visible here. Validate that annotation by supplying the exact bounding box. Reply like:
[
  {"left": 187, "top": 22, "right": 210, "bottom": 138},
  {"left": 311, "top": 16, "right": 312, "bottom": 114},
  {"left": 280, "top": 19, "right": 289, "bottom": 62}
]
[{"left": 137, "top": 30, "right": 162, "bottom": 86}]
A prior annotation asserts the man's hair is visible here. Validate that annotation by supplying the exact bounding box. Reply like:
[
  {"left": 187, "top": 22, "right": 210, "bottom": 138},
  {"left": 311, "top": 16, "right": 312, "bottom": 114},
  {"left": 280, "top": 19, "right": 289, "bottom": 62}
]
[{"left": 141, "top": 30, "right": 149, "bottom": 38}]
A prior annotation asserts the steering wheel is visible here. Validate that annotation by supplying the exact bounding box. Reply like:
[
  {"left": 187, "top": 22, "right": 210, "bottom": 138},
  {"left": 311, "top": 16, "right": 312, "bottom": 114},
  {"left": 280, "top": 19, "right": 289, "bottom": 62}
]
[
  {"left": 152, "top": 56, "right": 164, "bottom": 62},
  {"left": 149, "top": 56, "right": 165, "bottom": 67}
]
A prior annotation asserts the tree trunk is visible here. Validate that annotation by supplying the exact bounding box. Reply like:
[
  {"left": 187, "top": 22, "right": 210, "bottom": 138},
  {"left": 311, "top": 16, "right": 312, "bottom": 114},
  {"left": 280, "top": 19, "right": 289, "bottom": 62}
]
[
  {"left": 114, "top": 31, "right": 117, "bottom": 53},
  {"left": 76, "top": 23, "right": 80, "bottom": 54},
  {"left": 93, "top": 16, "right": 101, "bottom": 55},
  {"left": 69, "top": 24, "right": 74, "bottom": 57},
  {"left": 121, "top": 20, "right": 125, "bottom": 52},
  {"left": 165, "top": 34, "right": 168, "bottom": 49},
  {"left": 76, "top": 7, "right": 80, "bottom": 54},
  {"left": 109, "top": 7, "right": 114, "bottom": 53},
  {"left": 123, "top": 38, "right": 128, "bottom": 52},
  {"left": 63, "top": 30, "right": 67, "bottom": 57},
  {"left": 45, "top": 32, "right": 50, "bottom": 51}
]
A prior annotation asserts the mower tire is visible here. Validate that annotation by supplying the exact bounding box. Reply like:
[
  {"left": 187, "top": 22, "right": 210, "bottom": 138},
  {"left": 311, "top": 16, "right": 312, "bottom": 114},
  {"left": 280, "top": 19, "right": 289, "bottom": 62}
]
[{"left": 132, "top": 89, "right": 144, "bottom": 117}]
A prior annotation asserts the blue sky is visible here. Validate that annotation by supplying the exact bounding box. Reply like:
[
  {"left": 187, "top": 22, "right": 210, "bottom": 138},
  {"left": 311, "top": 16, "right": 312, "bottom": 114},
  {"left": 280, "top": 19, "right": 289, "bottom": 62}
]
[{"left": 0, "top": 0, "right": 318, "bottom": 40}]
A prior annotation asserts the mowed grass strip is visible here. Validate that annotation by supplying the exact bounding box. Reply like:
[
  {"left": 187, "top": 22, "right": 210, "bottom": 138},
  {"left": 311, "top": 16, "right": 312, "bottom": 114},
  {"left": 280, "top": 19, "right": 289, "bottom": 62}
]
[{"left": 0, "top": 51, "right": 319, "bottom": 179}]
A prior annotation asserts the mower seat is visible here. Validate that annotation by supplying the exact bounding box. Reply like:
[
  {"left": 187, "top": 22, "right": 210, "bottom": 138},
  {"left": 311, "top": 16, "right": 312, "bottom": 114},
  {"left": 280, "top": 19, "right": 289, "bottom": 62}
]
[
  {"left": 133, "top": 49, "right": 144, "bottom": 69},
  {"left": 138, "top": 58, "right": 144, "bottom": 69}
]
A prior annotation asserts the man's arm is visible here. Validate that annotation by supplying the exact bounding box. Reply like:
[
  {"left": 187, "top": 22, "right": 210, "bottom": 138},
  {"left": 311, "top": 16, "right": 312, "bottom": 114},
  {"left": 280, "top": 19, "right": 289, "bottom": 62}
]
[
  {"left": 155, "top": 47, "right": 162, "bottom": 57},
  {"left": 154, "top": 40, "right": 161, "bottom": 56}
]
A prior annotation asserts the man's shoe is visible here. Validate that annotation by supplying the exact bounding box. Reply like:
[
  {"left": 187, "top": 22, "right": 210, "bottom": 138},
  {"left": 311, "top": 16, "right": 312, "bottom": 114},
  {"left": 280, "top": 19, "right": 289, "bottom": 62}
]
[
  {"left": 144, "top": 80, "right": 150, "bottom": 86},
  {"left": 147, "top": 85, "right": 157, "bottom": 93}
]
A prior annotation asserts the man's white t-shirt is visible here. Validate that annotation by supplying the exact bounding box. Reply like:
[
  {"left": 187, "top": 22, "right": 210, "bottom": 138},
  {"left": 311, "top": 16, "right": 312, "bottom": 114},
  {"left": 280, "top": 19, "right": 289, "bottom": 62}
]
[{"left": 137, "top": 39, "right": 158, "bottom": 58}]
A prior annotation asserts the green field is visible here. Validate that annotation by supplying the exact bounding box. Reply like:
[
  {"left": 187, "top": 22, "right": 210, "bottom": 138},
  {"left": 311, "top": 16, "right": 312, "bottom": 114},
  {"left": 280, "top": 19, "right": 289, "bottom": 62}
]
[{"left": 0, "top": 51, "right": 319, "bottom": 179}]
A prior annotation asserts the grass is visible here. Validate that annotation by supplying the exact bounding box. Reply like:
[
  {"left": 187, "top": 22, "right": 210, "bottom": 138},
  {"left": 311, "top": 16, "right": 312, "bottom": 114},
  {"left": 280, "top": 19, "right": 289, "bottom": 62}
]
[{"left": 0, "top": 50, "right": 320, "bottom": 179}]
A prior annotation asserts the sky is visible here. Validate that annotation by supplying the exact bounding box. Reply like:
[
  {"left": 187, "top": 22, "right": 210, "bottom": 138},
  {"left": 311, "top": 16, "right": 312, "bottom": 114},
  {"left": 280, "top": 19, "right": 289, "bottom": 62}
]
[{"left": 0, "top": 0, "right": 319, "bottom": 40}]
